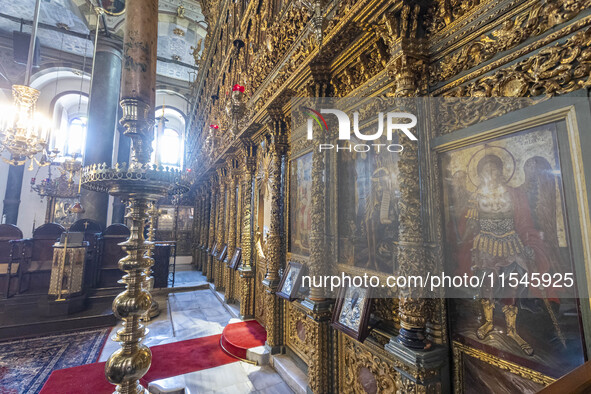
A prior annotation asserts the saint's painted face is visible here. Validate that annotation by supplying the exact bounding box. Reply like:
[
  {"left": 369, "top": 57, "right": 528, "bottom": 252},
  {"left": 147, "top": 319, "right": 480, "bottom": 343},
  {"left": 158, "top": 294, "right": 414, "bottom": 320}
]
[{"left": 477, "top": 155, "right": 504, "bottom": 187}]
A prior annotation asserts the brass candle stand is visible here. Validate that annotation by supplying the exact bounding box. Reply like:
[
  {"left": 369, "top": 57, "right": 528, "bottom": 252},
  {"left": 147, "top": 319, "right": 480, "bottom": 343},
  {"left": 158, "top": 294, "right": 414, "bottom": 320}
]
[
  {"left": 81, "top": 100, "right": 187, "bottom": 393},
  {"left": 142, "top": 201, "right": 160, "bottom": 321}
]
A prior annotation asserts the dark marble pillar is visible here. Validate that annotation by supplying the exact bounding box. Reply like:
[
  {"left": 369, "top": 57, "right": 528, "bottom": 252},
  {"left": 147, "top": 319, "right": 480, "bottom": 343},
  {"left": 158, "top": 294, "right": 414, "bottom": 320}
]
[
  {"left": 1, "top": 162, "right": 25, "bottom": 224},
  {"left": 111, "top": 110, "right": 130, "bottom": 224},
  {"left": 81, "top": 37, "right": 122, "bottom": 228}
]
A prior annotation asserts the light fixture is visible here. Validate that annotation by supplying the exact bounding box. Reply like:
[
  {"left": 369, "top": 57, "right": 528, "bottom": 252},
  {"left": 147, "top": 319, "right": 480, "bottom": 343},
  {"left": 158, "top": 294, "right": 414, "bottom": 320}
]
[
  {"left": 0, "top": 85, "right": 57, "bottom": 168},
  {"left": 0, "top": 0, "right": 57, "bottom": 169}
]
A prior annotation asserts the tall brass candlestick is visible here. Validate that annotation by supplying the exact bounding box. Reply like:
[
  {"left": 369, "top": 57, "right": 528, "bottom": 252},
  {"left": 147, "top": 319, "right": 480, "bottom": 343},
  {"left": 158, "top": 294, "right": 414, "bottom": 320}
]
[{"left": 101, "top": 0, "right": 160, "bottom": 392}]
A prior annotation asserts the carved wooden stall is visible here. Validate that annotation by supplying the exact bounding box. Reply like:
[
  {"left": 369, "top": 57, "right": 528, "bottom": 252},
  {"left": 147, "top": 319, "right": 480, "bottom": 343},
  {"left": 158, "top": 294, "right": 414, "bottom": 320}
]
[
  {"left": 188, "top": 0, "right": 591, "bottom": 392},
  {"left": 0, "top": 224, "right": 23, "bottom": 298}
]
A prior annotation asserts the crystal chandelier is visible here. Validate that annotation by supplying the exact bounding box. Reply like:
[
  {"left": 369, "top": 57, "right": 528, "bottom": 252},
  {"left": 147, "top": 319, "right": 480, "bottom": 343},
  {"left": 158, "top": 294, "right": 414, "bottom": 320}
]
[{"left": 0, "top": 85, "right": 56, "bottom": 168}]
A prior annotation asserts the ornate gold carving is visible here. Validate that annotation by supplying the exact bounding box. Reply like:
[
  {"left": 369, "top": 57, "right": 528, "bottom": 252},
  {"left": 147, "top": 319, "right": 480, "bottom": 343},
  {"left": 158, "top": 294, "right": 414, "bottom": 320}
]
[
  {"left": 443, "top": 26, "right": 591, "bottom": 98},
  {"left": 452, "top": 342, "right": 555, "bottom": 387},
  {"left": 286, "top": 303, "right": 315, "bottom": 364},
  {"left": 430, "top": 0, "right": 591, "bottom": 85},
  {"left": 339, "top": 334, "right": 399, "bottom": 393}
]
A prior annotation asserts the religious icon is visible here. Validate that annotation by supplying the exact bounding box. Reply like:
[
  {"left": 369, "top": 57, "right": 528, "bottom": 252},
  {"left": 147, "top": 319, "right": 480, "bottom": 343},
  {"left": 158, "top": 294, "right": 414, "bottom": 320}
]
[
  {"left": 217, "top": 244, "right": 228, "bottom": 262},
  {"left": 210, "top": 241, "right": 219, "bottom": 257},
  {"left": 277, "top": 261, "right": 305, "bottom": 301},
  {"left": 442, "top": 121, "right": 586, "bottom": 381},
  {"left": 228, "top": 247, "right": 242, "bottom": 270},
  {"left": 332, "top": 285, "right": 372, "bottom": 341},
  {"left": 338, "top": 137, "right": 400, "bottom": 273},
  {"left": 289, "top": 152, "right": 313, "bottom": 256}
]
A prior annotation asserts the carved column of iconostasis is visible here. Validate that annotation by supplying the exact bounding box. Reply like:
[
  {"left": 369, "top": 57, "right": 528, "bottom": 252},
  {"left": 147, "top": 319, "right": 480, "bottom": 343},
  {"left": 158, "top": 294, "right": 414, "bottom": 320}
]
[
  {"left": 192, "top": 192, "right": 202, "bottom": 269},
  {"left": 215, "top": 167, "right": 228, "bottom": 290},
  {"left": 234, "top": 159, "right": 244, "bottom": 304},
  {"left": 207, "top": 178, "right": 218, "bottom": 282},
  {"left": 224, "top": 160, "right": 239, "bottom": 302},
  {"left": 239, "top": 141, "right": 257, "bottom": 318},
  {"left": 199, "top": 191, "right": 209, "bottom": 270},
  {"left": 201, "top": 189, "right": 211, "bottom": 275},
  {"left": 301, "top": 64, "right": 334, "bottom": 394},
  {"left": 263, "top": 111, "right": 288, "bottom": 351},
  {"left": 383, "top": 44, "right": 447, "bottom": 391}
]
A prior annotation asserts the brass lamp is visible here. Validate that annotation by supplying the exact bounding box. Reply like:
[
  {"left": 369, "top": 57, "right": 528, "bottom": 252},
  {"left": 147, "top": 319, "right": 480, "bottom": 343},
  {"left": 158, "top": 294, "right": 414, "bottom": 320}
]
[{"left": 0, "top": 85, "right": 57, "bottom": 168}]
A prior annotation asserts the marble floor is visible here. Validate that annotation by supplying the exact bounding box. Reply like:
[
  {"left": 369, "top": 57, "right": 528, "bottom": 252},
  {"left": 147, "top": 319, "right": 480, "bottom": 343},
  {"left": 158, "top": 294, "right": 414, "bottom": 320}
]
[
  {"left": 99, "top": 289, "right": 293, "bottom": 394},
  {"left": 170, "top": 260, "right": 208, "bottom": 288}
]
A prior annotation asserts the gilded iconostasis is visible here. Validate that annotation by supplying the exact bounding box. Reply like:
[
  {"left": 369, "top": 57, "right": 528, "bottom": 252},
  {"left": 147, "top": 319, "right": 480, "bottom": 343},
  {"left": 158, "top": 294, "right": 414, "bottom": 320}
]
[{"left": 189, "top": 0, "right": 591, "bottom": 392}]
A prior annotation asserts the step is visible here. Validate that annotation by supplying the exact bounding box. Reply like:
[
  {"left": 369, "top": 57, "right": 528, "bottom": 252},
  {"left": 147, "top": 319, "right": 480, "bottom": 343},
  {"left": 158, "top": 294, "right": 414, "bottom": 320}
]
[
  {"left": 271, "top": 354, "right": 308, "bottom": 394},
  {"left": 220, "top": 319, "right": 268, "bottom": 365}
]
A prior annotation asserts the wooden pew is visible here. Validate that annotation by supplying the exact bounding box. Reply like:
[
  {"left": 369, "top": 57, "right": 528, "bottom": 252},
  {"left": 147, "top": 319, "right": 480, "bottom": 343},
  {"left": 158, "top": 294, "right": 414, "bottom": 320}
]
[
  {"left": 19, "top": 223, "right": 65, "bottom": 295},
  {"left": 98, "top": 224, "right": 129, "bottom": 288},
  {"left": 0, "top": 224, "right": 23, "bottom": 298}
]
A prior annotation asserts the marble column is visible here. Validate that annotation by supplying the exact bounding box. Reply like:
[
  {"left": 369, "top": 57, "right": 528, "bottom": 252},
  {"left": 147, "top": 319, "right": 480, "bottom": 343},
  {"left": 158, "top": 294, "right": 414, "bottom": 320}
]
[
  {"left": 239, "top": 142, "right": 256, "bottom": 319},
  {"left": 111, "top": 111, "right": 130, "bottom": 224},
  {"left": 81, "top": 37, "right": 122, "bottom": 229},
  {"left": 2, "top": 162, "right": 24, "bottom": 224},
  {"left": 263, "top": 114, "right": 287, "bottom": 351}
]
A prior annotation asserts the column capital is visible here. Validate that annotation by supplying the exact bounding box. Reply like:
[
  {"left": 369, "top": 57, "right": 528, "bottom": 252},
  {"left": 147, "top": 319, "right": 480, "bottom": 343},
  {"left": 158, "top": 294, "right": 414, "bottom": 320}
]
[{"left": 96, "top": 35, "right": 123, "bottom": 59}]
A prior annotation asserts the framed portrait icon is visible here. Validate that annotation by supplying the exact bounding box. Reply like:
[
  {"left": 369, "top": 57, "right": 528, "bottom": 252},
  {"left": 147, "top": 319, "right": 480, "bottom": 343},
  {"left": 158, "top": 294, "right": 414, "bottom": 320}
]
[
  {"left": 209, "top": 241, "right": 219, "bottom": 257},
  {"left": 217, "top": 244, "right": 228, "bottom": 262},
  {"left": 277, "top": 261, "right": 305, "bottom": 301},
  {"left": 228, "top": 247, "right": 242, "bottom": 270},
  {"left": 331, "top": 285, "right": 372, "bottom": 342}
]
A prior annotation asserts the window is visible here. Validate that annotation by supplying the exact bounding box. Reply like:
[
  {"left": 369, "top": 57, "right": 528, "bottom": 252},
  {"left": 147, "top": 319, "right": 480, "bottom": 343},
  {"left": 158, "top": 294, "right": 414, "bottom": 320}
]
[
  {"left": 152, "top": 105, "right": 185, "bottom": 168},
  {"left": 161, "top": 128, "right": 181, "bottom": 166},
  {"left": 66, "top": 117, "right": 86, "bottom": 157},
  {"left": 152, "top": 127, "right": 182, "bottom": 168}
]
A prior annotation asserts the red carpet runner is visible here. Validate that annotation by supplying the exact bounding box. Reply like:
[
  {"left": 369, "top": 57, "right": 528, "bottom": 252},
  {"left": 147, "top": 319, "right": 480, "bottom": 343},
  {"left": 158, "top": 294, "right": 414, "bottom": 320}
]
[
  {"left": 40, "top": 334, "right": 238, "bottom": 393},
  {"left": 220, "top": 320, "right": 267, "bottom": 360}
]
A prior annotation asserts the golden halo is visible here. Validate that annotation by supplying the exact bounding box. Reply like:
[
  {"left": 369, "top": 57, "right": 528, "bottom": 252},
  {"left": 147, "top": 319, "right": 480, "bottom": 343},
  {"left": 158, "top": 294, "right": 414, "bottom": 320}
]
[{"left": 467, "top": 145, "right": 516, "bottom": 188}]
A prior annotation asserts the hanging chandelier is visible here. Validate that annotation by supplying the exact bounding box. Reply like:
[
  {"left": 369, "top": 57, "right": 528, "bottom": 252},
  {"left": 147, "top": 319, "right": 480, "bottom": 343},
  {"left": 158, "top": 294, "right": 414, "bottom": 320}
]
[{"left": 0, "top": 84, "right": 57, "bottom": 168}]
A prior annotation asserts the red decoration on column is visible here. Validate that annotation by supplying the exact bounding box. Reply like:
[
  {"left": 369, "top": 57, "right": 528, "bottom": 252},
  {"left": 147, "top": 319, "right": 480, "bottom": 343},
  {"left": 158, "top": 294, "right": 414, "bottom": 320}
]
[{"left": 232, "top": 84, "right": 245, "bottom": 93}]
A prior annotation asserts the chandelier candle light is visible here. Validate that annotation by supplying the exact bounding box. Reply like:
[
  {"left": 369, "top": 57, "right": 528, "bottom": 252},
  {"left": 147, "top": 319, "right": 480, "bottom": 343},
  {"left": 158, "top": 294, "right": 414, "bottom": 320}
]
[
  {"left": 0, "top": 0, "right": 57, "bottom": 169},
  {"left": 0, "top": 85, "right": 55, "bottom": 168}
]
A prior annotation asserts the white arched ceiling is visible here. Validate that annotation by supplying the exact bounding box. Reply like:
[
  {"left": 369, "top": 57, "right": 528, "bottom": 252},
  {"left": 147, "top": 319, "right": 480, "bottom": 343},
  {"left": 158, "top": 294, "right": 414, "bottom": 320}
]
[
  {"left": 0, "top": 0, "right": 92, "bottom": 57},
  {"left": 29, "top": 67, "right": 91, "bottom": 113},
  {"left": 156, "top": 89, "right": 190, "bottom": 116},
  {"left": 0, "top": 0, "right": 205, "bottom": 83}
]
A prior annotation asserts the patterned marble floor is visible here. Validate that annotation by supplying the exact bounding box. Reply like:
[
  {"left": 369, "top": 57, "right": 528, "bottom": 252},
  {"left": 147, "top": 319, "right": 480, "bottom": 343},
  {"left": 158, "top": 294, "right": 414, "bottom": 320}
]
[{"left": 99, "top": 289, "right": 293, "bottom": 394}]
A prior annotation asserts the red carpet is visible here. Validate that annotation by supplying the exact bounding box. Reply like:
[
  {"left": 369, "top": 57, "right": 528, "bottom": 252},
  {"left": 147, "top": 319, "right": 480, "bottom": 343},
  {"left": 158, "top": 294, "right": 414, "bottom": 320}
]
[
  {"left": 40, "top": 334, "right": 238, "bottom": 394},
  {"left": 220, "top": 320, "right": 267, "bottom": 360}
]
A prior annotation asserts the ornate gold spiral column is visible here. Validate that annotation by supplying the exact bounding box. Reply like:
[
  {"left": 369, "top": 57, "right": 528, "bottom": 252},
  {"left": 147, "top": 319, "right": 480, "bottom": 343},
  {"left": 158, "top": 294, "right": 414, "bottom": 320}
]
[
  {"left": 239, "top": 141, "right": 256, "bottom": 319},
  {"left": 206, "top": 181, "right": 218, "bottom": 282},
  {"left": 201, "top": 190, "right": 210, "bottom": 275},
  {"left": 389, "top": 53, "right": 429, "bottom": 350},
  {"left": 302, "top": 63, "right": 333, "bottom": 394},
  {"left": 215, "top": 168, "right": 227, "bottom": 290},
  {"left": 192, "top": 193, "right": 202, "bottom": 270},
  {"left": 262, "top": 112, "right": 287, "bottom": 350},
  {"left": 224, "top": 164, "right": 237, "bottom": 301}
]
